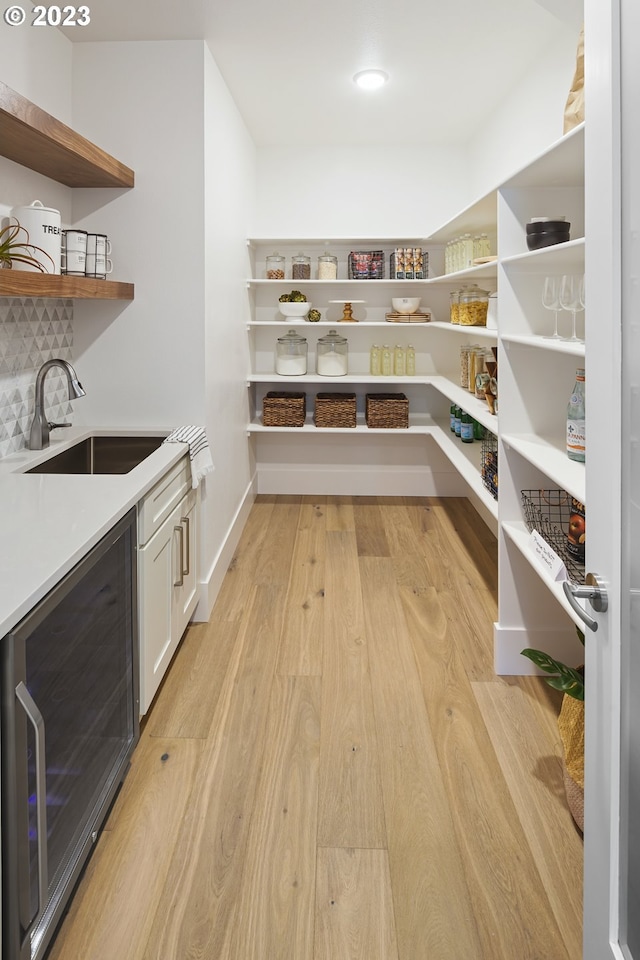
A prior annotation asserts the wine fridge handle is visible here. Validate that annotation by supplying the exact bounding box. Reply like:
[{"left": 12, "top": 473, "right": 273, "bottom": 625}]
[{"left": 15, "top": 681, "right": 48, "bottom": 926}]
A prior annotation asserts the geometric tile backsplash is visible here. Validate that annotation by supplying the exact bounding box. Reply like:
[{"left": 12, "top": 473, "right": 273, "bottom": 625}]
[{"left": 0, "top": 297, "right": 75, "bottom": 459}]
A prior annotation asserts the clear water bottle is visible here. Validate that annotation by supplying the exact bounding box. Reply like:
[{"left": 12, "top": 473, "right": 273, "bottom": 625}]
[{"left": 567, "top": 368, "right": 586, "bottom": 461}]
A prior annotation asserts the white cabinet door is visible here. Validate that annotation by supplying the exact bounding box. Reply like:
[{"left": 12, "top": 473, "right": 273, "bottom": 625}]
[
  {"left": 171, "top": 489, "right": 198, "bottom": 643},
  {"left": 584, "top": 0, "right": 640, "bottom": 956},
  {"left": 138, "top": 511, "right": 174, "bottom": 715}
]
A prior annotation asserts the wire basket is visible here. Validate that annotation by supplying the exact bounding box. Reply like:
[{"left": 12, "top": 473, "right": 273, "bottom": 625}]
[
  {"left": 481, "top": 431, "right": 498, "bottom": 500},
  {"left": 520, "top": 489, "right": 585, "bottom": 582}
]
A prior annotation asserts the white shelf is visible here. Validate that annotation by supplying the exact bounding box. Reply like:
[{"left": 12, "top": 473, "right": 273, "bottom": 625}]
[
  {"left": 501, "top": 520, "right": 587, "bottom": 627},
  {"left": 428, "top": 376, "right": 497, "bottom": 432},
  {"left": 248, "top": 373, "right": 431, "bottom": 385},
  {"left": 501, "top": 123, "right": 584, "bottom": 190},
  {"left": 428, "top": 321, "right": 498, "bottom": 340},
  {"left": 428, "top": 262, "right": 498, "bottom": 284},
  {"left": 248, "top": 320, "right": 433, "bottom": 329},
  {"left": 501, "top": 333, "right": 585, "bottom": 357},
  {"left": 427, "top": 191, "right": 497, "bottom": 243},
  {"left": 248, "top": 412, "right": 437, "bottom": 434},
  {"left": 501, "top": 432, "right": 586, "bottom": 503},
  {"left": 500, "top": 237, "right": 585, "bottom": 273},
  {"left": 431, "top": 420, "right": 499, "bottom": 519},
  {"left": 248, "top": 236, "right": 430, "bottom": 246},
  {"left": 248, "top": 278, "right": 429, "bottom": 287}
]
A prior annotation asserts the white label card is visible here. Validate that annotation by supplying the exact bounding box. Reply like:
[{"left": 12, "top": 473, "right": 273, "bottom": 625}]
[{"left": 528, "top": 529, "right": 568, "bottom": 582}]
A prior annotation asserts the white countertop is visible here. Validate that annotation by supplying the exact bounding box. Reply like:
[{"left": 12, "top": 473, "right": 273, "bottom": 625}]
[{"left": 0, "top": 427, "right": 187, "bottom": 636}]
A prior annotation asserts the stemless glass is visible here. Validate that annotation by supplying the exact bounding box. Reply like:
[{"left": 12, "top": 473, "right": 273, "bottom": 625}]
[
  {"left": 560, "top": 274, "right": 584, "bottom": 342},
  {"left": 542, "top": 275, "right": 562, "bottom": 338}
]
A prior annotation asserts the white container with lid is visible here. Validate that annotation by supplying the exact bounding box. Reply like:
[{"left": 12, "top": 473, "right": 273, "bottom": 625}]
[
  {"left": 316, "top": 329, "right": 348, "bottom": 376},
  {"left": 276, "top": 329, "right": 308, "bottom": 376},
  {"left": 9, "top": 200, "right": 61, "bottom": 273}
]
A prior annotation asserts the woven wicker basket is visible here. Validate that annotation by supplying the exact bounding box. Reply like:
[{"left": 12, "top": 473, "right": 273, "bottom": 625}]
[
  {"left": 314, "top": 392, "right": 357, "bottom": 428},
  {"left": 262, "top": 391, "right": 306, "bottom": 427},
  {"left": 365, "top": 393, "right": 409, "bottom": 429}
]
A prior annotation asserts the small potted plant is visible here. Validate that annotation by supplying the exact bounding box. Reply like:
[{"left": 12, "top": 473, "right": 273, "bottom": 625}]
[
  {"left": 521, "top": 629, "right": 585, "bottom": 832},
  {"left": 0, "top": 221, "right": 55, "bottom": 271}
]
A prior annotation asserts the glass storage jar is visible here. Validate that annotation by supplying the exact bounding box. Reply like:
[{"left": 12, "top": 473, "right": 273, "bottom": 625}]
[
  {"left": 276, "top": 329, "right": 308, "bottom": 376},
  {"left": 459, "top": 284, "right": 489, "bottom": 326},
  {"left": 449, "top": 289, "right": 461, "bottom": 324},
  {"left": 292, "top": 253, "right": 311, "bottom": 280},
  {"left": 266, "top": 253, "right": 285, "bottom": 280},
  {"left": 318, "top": 253, "right": 338, "bottom": 280},
  {"left": 316, "top": 328, "right": 348, "bottom": 376}
]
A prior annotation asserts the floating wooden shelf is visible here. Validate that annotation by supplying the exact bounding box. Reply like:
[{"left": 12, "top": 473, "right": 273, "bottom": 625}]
[
  {"left": 0, "top": 81, "right": 134, "bottom": 188},
  {"left": 0, "top": 271, "right": 134, "bottom": 301}
]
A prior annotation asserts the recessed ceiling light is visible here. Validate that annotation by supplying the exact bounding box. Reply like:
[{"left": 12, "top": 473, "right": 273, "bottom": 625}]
[{"left": 353, "top": 70, "right": 389, "bottom": 91}]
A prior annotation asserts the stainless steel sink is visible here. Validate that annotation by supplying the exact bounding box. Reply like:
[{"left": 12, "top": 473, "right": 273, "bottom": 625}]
[{"left": 27, "top": 435, "right": 166, "bottom": 475}]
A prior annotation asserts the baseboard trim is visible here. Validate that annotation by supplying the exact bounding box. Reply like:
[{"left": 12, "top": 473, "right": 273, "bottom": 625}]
[
  {"left": 193, "top": 473, "right": 257, "bottom": 621},
  {"left": 256, "top": 464, "right": 467, "bottom": 497},
  {"left": 493, "top": 622, "right": 585, "bottom": 676}
]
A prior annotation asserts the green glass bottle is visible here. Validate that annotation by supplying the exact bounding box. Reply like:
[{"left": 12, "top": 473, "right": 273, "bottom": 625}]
[
  {"left": 450, "top": 403, "right": 456, "bottom": 432},
  {"left": 567, "top": 368, "right": 586, "bottom": 462},
  {"left": 454, "top": 406, "right": 462, "bottom": 437},
  {"left": 460, "top": 410, "right": 474, "bottom": 442}
]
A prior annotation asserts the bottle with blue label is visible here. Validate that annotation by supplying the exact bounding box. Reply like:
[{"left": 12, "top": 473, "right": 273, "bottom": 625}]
[{"left": 567, "top": 368, "right": 586, "bottom": 462}]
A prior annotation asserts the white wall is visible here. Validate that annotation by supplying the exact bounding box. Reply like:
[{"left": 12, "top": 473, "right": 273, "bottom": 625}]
[
  {"left": 252, "top": 145, "right": 467, "bottom": 239},
  {"left": 70, "top": 39, "right": 256, "bottom": 618},
  {"left": 71, "top": 41, "right": 205, "bottom": 427},
  {"left": 202, "top": 42, "right": 257, "bottom": 606},
  {"left": 464, "top": 24, "right": 581, "bottom": 199}
]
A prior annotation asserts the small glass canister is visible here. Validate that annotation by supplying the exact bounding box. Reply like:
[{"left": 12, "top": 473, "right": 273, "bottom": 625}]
[
  {"left": 292, "top": 253, "right": 311, "bottom": 280},
  {"left": 459, "top": 284, "right": 489, "bottom": 326},
  {"left": 460, "top": 344, "right": 471, "bottom": 389},
  {"left": 317, "top": 328, "right": 348, "bottom": 376},
  {"left": 318, "top": 253, "right": 338, "bottom": 280},
  {"left": 276, "top": 329, "right": 308, "bottom": 376},
  {"left": 449, "top": 289, "right": 461, "bottom": 324},
  {"left": 266, "top": 253, "right": 285, "bottom": 280}
]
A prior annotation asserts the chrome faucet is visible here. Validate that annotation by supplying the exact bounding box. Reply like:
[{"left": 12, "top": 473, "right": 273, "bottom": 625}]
[{"left": 28, "top": 359, "right": 86, "bottom": 450}]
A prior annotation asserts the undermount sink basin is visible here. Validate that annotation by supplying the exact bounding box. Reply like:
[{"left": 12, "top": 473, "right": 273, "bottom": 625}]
[{"left": 27, "top": 435, "right": 166, "bottom": 475}]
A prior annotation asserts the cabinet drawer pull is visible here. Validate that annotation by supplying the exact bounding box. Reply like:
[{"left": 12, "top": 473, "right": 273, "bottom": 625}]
[
  {"left": 174, "top": 525, "right": 184, "bottom": 587},
  {"left": 181, "top": 516, "right": 190, "bottom": 577}
]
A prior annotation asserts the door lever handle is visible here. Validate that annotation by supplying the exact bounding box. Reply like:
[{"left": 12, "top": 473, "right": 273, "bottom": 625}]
[{"left": 562, "top": 573, "right": 608, "bottom": 632}]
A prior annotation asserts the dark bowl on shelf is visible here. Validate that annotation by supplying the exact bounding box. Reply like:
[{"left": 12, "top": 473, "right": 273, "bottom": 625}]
[
  {"left": 526, "top": 218, "right": 570, "bottom": 234},
  {"left": 526, "top": 229, "right": 571, "bottom": 251}
]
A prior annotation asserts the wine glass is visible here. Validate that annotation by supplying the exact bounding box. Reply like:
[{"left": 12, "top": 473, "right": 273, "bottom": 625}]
[
  {"left": 541, "top": 275, "right": 562, "bottom": 338},
  {"left": 559, "top": 274, "right": 584, "bottom": 342}
]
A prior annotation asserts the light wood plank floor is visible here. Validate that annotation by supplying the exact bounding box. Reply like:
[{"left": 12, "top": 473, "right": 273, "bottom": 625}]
[{"left": 48, "top": 496, "right": 583, "bottom": 960}]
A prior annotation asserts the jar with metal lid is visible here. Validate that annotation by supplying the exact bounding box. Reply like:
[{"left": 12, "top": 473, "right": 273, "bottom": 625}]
[
  {"left": 292, "top": 253, "right": 311, "bottom": 280},
  {"left": 318, "top": 253, "right": 338, "bottom": 280},
  {"left": 316, "top": 328, "right": 348, "bottom": 376},
  {"left": 459, "top": 284, "right": 489, "bottom": 326},
  {"left": 266, "top": 253, "right": 285, "bottom": 280},
  {"left": 276, "top": 329, "right": 308, "bottom": 376}
]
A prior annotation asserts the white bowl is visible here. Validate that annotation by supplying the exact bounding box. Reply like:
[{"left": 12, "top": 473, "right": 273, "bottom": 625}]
[
  {"left": 392, "top": 297, "right": 421, "bottom": 315},
  {"left": 278, "top": 301, "right": 311, "bottom": 318}
]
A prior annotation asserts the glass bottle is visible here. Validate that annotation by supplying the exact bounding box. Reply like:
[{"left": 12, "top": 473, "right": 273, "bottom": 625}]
[
  {"left": 460, "top": 410, "right": 474, "bottom": 443},
  {"left": 394, "top": 345, "right": 406, "bottom": 377},
  {"left": 450, "top": 403, "right": 457, "bottom": 432},
  {"left": 381, "top": 344, "right": 392, "bottom": 376},
  {"left": 567, "top": 368, "right": 586, "bottom": 461},
  {"left": 291, "top": 253, "right": 311, "bottom": 280},
  {"left": 370, "top": 344, "right": 381, "bottom": 376},
  {"left": 406, "top": 344, "right": 416, "bottom": 376},
  {"left": 461, "top": 233, "right": 474, "bottom": 270},
  {"left": 454, "top": 406, "right": 462, "bottom": 437}
]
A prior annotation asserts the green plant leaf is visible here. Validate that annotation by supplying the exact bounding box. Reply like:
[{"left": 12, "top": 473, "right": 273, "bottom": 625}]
[{"left": 520, "top": 648, "right": 584, "bottom": 700}]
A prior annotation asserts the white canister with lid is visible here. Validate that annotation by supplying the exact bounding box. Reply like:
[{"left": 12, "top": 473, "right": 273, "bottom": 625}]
[{"left": 10, "top": 200, "right": 62, "bottom": 273}]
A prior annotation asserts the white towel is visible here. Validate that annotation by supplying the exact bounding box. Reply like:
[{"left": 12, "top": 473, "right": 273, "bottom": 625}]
[{"left": 164, "top": 425, "right": 214, "bottom": 489}]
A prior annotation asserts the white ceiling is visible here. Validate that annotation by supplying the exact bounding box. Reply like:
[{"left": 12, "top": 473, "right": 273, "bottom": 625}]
[{"left": 61, "top": 0, "right": 582, "bottom": 147}]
